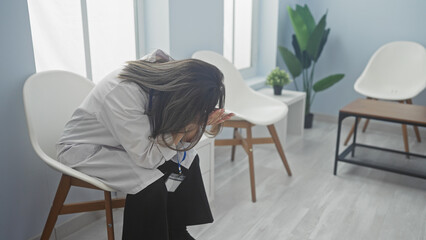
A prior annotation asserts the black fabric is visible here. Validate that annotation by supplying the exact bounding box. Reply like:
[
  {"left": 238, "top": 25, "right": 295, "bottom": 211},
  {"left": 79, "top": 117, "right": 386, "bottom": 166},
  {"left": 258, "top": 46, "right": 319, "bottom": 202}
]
[{"left": 122, "top": 155, "right": 213, "bottom": 240}]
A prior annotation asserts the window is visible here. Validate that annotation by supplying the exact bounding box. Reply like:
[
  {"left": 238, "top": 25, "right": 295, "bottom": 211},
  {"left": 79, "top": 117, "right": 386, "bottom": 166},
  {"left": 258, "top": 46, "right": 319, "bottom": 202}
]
[
  {"left": 28, "top": 0, "right": 143, "bottom": 83},
  {"left": 223, "top": 0, "right": 258, "bottom": 74}
]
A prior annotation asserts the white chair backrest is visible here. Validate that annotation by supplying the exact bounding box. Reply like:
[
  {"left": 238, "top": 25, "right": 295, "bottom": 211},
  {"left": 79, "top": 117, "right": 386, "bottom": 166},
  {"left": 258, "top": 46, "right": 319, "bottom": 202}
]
[
  {"left": 354, "top": 41, "right": 426, "bottom": 99},
  {"left": 23, "top": 70, "right": 94, "bottom": 160},
  {"left": 192, "top": 51, "right": 259, "bottom": 111},
  {"left": 192, "top": 51, "right": 264, "bottom": 111},
  {"left": 192, "top": 50, "right": 288, "bottom": 125}
]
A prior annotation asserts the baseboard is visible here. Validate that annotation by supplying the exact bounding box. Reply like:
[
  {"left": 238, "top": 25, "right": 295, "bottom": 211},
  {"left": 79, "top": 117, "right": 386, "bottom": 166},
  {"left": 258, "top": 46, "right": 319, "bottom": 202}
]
[{"left": 28, "top": 211, "right": 104, "bottom": 240}]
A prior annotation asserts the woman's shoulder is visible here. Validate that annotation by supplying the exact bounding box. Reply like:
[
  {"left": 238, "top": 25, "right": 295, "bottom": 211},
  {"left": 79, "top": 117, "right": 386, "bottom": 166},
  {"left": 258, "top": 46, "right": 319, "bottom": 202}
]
[
  {"left": 96, "top": 68, "right": 146, "bottom": 97},
  {"left": 79, "top": 68, "right": 147, "bottom": 110}
]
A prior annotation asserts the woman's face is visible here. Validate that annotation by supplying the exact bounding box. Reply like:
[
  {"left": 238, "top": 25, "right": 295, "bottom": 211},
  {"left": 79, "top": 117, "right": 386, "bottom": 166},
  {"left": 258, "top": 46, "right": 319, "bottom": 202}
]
[{"left": 181, "top": 123, "right": 200, "bottom": 142}]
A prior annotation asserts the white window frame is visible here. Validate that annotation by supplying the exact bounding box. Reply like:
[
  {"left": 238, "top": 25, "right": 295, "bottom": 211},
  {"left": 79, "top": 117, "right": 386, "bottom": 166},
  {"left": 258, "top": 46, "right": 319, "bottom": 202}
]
[
  {"left": 134, "top": 0, "right": 146, "bottom": 59},
  {"left": 224, "top": 0, "right": 259, "bottom": 79},
  {"left": 29, "top": 0, "right": 145, "bottom": 81},
  {"left": 81, "top": 0, "right": 145, "bottom": 80}
]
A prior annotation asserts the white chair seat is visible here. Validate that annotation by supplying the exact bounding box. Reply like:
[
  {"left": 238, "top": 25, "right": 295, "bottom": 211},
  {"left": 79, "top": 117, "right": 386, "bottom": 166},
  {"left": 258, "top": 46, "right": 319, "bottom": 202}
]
[
  {"left": 41, "top": 150, "right": 116, "bottom": 191},
  {"left": 354, "top": 83, "right": 424, "bottom": 101},
  {"left": 354, "top": 41, "right": 426, "bottom": 101},
  {"left": 227, "top": 90, "right": 288, "bottom": 125}
]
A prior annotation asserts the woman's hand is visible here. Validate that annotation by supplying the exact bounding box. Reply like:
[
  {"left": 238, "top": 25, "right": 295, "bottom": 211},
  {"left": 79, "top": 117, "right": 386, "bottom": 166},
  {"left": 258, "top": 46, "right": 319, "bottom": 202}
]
[
  {"left": 207, "top": 109, "right": 234, "bottom": 126},
  {"left": 181, "top": 123, "right": 199, "bottom": 143},
  {"left": 175, "top": 109, "right": 234, "bottom": 144}
]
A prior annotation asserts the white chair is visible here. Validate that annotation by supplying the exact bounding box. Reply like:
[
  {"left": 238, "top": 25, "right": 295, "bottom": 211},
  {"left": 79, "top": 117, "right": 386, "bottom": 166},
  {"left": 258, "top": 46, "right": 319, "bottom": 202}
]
[
  {"left": 192, "top": 51, "right": 292, "bottom": 202},
  {"left": 344, "top": 41, "right": 426, "bottom": 155},
  {"left": 23, "top": 70, "right": 125, "bottom": 240}
]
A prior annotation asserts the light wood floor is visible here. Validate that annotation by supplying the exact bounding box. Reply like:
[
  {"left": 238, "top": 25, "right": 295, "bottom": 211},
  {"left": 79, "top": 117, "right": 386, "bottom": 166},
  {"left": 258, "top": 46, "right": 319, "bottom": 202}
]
[{"left": 63, "top": 118, "right": 426, "bottom": 240}]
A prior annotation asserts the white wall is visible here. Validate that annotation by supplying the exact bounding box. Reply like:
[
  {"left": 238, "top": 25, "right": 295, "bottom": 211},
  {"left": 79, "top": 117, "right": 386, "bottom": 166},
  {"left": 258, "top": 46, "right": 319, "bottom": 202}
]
[{"left": 277, "top": 0, "right": 426, "bottom": 116}]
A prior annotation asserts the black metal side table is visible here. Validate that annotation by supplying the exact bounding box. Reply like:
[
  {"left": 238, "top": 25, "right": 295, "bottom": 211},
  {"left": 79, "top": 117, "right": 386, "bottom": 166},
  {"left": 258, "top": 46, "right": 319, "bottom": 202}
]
[{"left": 334, "top": 99, "right": 426, "bottom": 179}]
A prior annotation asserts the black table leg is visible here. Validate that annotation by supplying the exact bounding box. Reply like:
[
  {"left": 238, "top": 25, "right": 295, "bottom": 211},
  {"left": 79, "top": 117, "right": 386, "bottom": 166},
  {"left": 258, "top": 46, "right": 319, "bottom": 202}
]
[{"left": 334, "top": 113, "right": 345, "bottom": 175}]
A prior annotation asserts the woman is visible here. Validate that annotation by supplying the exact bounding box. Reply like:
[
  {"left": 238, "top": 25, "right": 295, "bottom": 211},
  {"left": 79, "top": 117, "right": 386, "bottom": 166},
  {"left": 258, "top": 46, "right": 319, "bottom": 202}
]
[{"left": 56, "top": 50, "right": 233, "bottom": 239}]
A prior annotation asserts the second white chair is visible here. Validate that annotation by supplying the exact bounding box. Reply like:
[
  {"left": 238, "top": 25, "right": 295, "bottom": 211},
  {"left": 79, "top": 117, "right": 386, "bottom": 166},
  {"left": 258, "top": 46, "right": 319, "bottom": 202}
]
[
  {"left": 192, "top": 50, "right": 292, "bottom": 202},
  {"left": 344, "top": 41, "right": 426, "bottom": 156}
]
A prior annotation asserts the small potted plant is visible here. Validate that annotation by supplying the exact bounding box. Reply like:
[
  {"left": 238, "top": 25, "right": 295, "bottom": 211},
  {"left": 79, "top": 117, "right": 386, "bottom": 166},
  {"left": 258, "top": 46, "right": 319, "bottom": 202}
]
[{"left": 266, "top": 67, "right": 292, "bottom": 95}]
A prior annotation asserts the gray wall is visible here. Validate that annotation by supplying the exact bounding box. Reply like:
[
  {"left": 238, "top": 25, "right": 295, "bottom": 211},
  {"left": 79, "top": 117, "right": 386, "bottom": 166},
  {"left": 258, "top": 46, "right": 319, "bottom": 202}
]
[
  {"left": 277, "top": 0, "right": 426, "bottom": 116},
  {"left": 0, "top": 1, "right": 47, "bottom": 239},
  {"left": 169, "top": 0, "right": 223, "bottom": 59},
  {"left": 144, "top": 0, "right": 171, "bottom": 53}
]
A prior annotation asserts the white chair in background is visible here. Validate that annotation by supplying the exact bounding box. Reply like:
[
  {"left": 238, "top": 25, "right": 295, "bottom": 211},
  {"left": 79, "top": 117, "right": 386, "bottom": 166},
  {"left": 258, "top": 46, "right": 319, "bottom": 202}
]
[
  {"left": 23, "top": 70, "right": 125, "bottom": 240},
  {"left": 192, "top": 51, "right": 292, "bottom": 202},
  {"left": 344, "top": 41, "right": 426, "bottom": 155}
]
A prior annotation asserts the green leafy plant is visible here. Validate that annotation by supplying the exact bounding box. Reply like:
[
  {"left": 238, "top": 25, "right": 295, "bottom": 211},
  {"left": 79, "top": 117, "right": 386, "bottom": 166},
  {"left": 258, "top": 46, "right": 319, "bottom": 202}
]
[
  {"left": 266, "top": 67, "right": 292, "bottom": 87},
  {"left": 279, "top": 4, "right": 344, "bottom": 114}
]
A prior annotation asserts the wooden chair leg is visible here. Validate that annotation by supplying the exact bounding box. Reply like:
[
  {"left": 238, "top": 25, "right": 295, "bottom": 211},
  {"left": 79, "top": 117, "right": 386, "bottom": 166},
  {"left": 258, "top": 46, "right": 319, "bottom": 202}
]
[
  {"left": 41, "top": 175, "right": 72, "bottom": 240},
  {"left": 246, "top": 126, "right": 256, "bottom": 202},
  {"left": 413, "top": 125, "right": 422, "bottom": 143},
  {"left": 401, "top": 124, "right": 410, "bottom": 159},
  {"left": 412, "top": 125, "right": 422, "bottom": 143},
  {"left": 344, "top": 121, "right": 356, "bottom": 146},
  {"left": 344, "top": 117, "right": 366, "bottom": 146},
  {"left": 406, "top": 99, "right": 421, "bottom": 142},
  {"left": 231, "top": 128, "right": 238, "bottom": 161},
  {"left": 362, "top": 119, "right": 370, "bottom": 132},
  {"left": 398, "top": 100, "right": 410, "bottom": 158},
  {"left": 267, "top": 125, "right": 292, "bottom": 176},
  {"left": 104, "top": 191, "right": 115, "bottom": 240}
]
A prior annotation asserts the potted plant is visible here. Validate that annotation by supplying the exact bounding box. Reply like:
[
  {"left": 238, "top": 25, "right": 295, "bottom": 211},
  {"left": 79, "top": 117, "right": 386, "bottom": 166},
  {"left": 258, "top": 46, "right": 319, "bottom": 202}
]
[
  {"left": 266, "top": 67, "right": 292, "bottom": 95},
  {"left": 279, "top": 4, "right": 345, "bottom": 128}
]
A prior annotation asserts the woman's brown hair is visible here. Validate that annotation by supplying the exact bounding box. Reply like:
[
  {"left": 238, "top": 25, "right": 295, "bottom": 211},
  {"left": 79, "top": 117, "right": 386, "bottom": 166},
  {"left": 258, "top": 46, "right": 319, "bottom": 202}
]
[{"left": 119, "top": 58, "right": 225, "bottom": 151}]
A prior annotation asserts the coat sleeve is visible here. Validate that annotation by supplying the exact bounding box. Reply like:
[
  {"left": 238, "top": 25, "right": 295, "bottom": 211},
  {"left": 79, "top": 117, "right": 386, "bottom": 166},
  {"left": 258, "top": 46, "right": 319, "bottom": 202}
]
[{"left": 96, "top": 82, "right": 176, "bottom": 169}]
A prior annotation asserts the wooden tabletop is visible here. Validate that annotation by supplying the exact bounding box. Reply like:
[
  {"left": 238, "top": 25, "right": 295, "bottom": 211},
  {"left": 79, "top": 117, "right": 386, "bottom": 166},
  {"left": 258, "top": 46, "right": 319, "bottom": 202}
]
[{"left": 340, "top": 99, "right": 426, "bottom": 126}]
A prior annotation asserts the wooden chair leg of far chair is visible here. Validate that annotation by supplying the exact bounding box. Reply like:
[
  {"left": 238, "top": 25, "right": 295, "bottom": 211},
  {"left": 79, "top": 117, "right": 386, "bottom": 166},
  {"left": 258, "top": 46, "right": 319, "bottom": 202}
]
[
  {"left": 401, "top": 124, "right": 410, "bottom": 159},
  {"left": 406, "top": 99, "right": 422, "bottom": 142},
  {"left": 398, "top": 100, "right": 410, "bottom": 158},
  {"left": 344, "top": 119, "right": 362, "bottom": 146},
  {"left": 246, "top": 126, "right": 257, "bottom": 202},
  {"left": 41, "top": 175, "right": 72, "bottom": 240},
  {"left": 345, "top": 97, "right": 376, "bottom": 145},
  {"left": 361, "top": 97, "right": 374, "bottom": 133},
  {"left": 362, "top": 119, "right": 370, "bottom": 132},
  {"left": 267, "top": 125, "right": 292, "bottom": 176},
  {"left": 231, "top": 128, "right": 238, "bottom": 161},
  {"left": 216, "top": 121, "right": 293, "bottom": 203}
]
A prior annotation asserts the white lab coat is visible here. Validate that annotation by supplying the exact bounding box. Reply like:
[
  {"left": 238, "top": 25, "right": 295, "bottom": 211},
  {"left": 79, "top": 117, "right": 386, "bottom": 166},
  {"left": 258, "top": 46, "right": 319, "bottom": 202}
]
[{"left": 57, "top": 68, "right": 197, "bottom": 194}]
